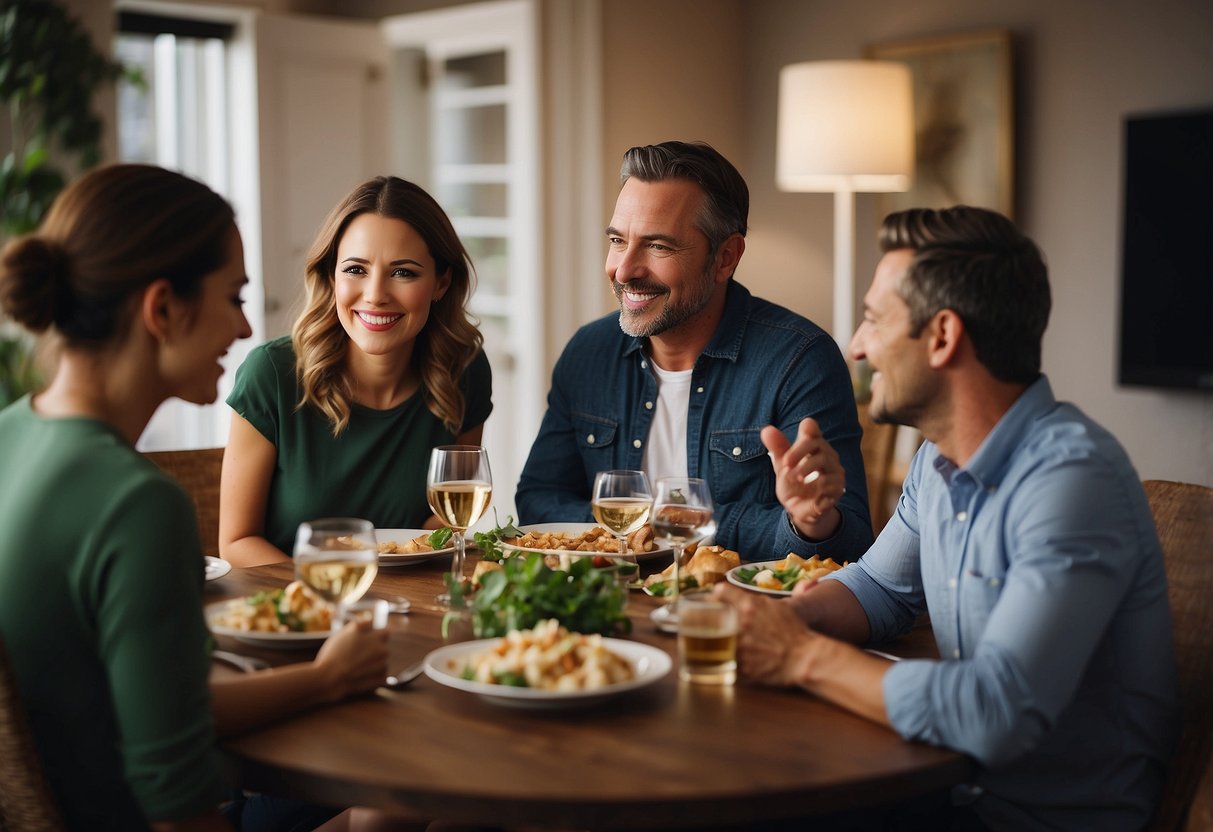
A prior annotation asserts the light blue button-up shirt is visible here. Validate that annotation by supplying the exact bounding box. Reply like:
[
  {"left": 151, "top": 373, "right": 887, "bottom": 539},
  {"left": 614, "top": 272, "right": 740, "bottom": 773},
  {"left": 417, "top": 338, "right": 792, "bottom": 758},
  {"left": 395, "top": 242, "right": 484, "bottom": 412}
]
[{"left": 829, "top": 376, "right": 1178, "bottom": 830}]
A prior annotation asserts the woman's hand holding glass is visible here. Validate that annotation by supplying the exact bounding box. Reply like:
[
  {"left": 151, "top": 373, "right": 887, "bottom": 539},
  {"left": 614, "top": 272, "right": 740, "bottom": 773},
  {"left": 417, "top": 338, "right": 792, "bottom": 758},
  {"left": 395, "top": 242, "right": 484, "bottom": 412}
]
[
  {"left": 427, "top": 445, "right": 492, "bottom": 607},
  {"left": 293, "top": 517, "right": 379, "bottom": 630}
]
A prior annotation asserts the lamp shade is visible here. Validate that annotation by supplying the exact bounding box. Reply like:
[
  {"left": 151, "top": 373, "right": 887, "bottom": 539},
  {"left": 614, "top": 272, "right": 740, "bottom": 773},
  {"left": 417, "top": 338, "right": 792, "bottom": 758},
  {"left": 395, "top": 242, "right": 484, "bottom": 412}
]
[{"left": 776, "top": 60, "right": 914, "bottom": 193}]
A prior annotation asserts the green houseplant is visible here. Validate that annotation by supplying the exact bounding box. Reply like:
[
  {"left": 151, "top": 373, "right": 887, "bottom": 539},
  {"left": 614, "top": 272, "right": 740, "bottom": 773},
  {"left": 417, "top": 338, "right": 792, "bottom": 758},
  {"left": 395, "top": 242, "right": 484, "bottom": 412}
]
[
  {"left": 1, "top": 0, "right": 128, "bottom": 236},
  {"left": 1, "top": 0, "right": 133, "bottom": 403}
]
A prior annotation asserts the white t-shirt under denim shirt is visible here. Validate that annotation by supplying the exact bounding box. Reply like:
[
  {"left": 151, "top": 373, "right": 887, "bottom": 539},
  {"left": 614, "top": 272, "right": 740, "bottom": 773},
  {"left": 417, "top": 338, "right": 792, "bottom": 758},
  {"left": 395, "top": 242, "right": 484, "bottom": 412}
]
[{"left": 641, "top": 360, "right": 692, "bottom": 485}]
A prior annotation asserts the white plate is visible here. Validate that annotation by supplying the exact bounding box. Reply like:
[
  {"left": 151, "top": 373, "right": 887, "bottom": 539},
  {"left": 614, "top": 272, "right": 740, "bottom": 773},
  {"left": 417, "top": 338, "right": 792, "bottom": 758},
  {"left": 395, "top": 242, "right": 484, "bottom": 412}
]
[
  {"left": 205, "top": 600, "right": 330, "bottom": 649},
  {"left": 649, "top": 605, "right": 679, "bottom": 634},
  {"left": 375, "top": 528, "right": 455, "bottom": 567},
  {"left": 204, "top": 556, "right": 232, "bottom": 582},
  {"left": 424, "top": 637, "right": 671, "bottom": 708},
  {"left": 498, "top": 523, "right": 671, "bottom": 564},
  {"left": 725, "top": 562, "right": 796, "bottom": 597}
]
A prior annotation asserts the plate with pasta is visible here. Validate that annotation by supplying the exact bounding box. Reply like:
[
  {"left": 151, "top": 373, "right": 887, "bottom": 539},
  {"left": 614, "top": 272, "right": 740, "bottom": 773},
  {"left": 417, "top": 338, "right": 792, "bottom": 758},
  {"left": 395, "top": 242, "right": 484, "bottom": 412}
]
[
  {"left": 498, "top": 523, "right": 670, "bottom": 564},
  {"left": 205, "top": 582, "right": 333, "bottom": 647},
  {"left": 374, "top": 528, "right": 456, "bottom": 567},
  {"left": 423, "top": 620, "right": 671, "bottom": 708}
]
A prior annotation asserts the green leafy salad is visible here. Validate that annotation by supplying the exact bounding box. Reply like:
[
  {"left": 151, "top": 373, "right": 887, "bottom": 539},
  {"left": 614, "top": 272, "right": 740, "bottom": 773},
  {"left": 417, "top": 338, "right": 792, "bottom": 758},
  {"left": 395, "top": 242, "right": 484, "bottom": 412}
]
[
  {"left": 469, "top": 514, "right": 523, "bottom": 562},
  {"left": 427, "top": 527, "right": 453, "bottom": 549},
  {"left": 642, "top": 575, "right": 699, "bottom": 597},
  {"left": 444, "top": 550, "right": 631, "bottom": 639}
]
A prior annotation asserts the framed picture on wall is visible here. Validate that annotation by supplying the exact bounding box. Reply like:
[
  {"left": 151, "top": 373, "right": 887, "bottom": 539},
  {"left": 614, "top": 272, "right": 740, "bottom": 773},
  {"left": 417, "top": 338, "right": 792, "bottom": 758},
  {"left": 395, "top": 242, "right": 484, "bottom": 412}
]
[{"left": 866, "top": 29, "right": 1014, "bottom": 219}]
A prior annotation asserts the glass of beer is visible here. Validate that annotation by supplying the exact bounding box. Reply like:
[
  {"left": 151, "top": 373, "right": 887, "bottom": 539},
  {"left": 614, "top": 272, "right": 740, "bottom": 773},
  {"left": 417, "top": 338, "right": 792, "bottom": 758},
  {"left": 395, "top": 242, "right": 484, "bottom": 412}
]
[{"left": 677, "top": 596, "right": 738, "bottom": 685}]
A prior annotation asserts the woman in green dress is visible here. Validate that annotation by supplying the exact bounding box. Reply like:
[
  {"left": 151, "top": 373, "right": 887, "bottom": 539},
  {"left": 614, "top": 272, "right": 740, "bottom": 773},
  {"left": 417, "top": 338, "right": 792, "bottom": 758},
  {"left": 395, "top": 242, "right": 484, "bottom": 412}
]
[
  {"left": 0, "top": 164, "right": 389, "bottom": 831},
  {"left": 220, "top": 177, "right": 492, "bottom": 566}
]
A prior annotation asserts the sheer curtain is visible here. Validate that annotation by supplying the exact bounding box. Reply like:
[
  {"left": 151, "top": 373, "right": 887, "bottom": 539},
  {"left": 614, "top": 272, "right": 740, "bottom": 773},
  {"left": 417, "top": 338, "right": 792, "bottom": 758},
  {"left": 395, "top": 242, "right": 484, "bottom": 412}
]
[{"left": 115, "top": 12, "right": 259, "bottom": 450}]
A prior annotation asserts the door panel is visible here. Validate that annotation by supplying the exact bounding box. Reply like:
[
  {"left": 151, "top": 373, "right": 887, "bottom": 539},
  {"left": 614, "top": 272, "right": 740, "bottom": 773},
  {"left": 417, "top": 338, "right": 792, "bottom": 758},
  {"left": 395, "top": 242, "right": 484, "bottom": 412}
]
[{"left": 255, "top": 13, "right": 388, "bottom": 339}]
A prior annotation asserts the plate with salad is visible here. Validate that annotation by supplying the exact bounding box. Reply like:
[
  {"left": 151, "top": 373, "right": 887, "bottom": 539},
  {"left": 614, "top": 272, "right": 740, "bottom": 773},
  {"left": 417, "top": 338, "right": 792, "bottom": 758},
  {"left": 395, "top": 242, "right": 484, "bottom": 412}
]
[
  {"left": 375, "top": 528, "right": 457, "bottom": 567},
  {"left": 726, "top": 553, "right": 848, "bottom": 596}
]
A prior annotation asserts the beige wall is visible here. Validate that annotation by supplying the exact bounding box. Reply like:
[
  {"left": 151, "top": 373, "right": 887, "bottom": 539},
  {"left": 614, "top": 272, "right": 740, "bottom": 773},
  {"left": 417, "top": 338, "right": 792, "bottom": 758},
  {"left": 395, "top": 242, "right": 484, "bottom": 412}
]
[
  {"left": 596, "top": 0, "right": 747, "bottom": 315},
  {"left": 71, "top": 0, "right": 1213, "bottom": 485},
  {"left": 741, "top": 0, "right": 1213, "bottom": 487}
]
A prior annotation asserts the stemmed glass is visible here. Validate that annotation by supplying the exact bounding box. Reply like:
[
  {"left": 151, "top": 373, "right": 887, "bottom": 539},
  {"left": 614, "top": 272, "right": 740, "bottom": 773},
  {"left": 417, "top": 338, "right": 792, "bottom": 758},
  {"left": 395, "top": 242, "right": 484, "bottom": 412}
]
[
  {"left": 591, "top": 470, "right": 653, "bottom": 588},
  {"left": 427, "top": 445, "right": 493, "bottom": 607},
  {"left": 293, "top": 517, "right": 379, "bottom": 630},
  {"left": 651, "top": 477, "right": 716, "bottom": 627}
]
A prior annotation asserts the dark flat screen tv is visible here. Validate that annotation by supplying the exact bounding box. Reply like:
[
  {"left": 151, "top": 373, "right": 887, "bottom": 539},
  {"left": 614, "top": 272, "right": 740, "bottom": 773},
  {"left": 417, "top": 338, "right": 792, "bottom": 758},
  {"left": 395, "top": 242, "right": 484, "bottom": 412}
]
[{"left": 1118, "top": 108, "right": 1213, "bottom": 392}]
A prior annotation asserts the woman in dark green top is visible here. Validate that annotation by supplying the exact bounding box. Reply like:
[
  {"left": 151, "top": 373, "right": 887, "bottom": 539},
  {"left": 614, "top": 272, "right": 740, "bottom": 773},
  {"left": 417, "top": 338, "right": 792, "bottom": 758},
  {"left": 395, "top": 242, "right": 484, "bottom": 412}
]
[
  {"left": 222, "top": 177, "right": 493, "bottom": 564},
  {"left": 0, "top": 164, "right": 389, "bottom": 831}
]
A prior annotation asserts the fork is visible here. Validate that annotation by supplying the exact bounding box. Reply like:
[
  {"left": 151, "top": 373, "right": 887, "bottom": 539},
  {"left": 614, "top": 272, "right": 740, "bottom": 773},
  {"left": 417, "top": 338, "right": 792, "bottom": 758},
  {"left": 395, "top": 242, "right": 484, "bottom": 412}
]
[
  {"left": 383, "top": 659, "right": 426, "bottom": 690},
  {"left": 212, "top": 650, "right": 271, "bottom": 674}
]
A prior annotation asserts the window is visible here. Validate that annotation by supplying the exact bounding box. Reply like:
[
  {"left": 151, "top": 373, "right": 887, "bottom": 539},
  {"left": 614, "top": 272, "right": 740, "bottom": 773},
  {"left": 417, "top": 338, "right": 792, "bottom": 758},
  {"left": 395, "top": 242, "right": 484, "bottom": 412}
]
[{"left": 114, "top": 6, "right": 260, "bottom": 451}]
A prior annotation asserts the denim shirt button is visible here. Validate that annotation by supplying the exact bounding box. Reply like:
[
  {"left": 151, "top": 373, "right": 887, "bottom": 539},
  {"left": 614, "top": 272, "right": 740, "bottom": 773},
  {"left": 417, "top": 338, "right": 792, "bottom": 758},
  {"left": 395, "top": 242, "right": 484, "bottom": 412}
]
[
  {"left": 587, "top": 434, "right": 595, "bottom": 445},
  {"left": 641, "top": 360, "right": 648, "bottom": 369},
  {"left": 696, "top": 386, "right": 704, "bottom": 393},
  {"left": 732, "top": 446, "right": 742, "bottom": 456},
  {"left": 645, "top": 401, "right": 653, "bottom": 410},
  {"left": 953, "top": 648, "right": 961, "bottom": 659},
  {"left": 632, "top": 439, "right": 642, "bottom": 449}
]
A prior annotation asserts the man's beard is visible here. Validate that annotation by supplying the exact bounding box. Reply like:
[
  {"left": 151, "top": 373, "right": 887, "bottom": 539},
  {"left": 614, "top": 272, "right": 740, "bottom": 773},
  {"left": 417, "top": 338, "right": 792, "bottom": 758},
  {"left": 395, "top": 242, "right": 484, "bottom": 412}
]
[
  {"left": 867, "top": 372, "right": 931, "bottom": 430},
  {"left": 615, "top": 263, "right": 716, "bottom": 338}
]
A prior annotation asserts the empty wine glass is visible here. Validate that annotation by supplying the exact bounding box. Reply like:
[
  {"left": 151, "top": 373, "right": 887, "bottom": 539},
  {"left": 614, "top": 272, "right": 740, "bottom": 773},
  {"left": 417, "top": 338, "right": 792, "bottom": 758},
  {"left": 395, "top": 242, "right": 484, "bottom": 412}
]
[
  {"left": 427, "top": 445, "right": 492, "bottom": 607},
  {"left": 651, "top": 477, "right": 716, "bottom": 627},
  {"left": 293, "top": 517, "right": 378, "bottom": 630},
  {"left": 591, "top": 469, "right": 652, "bottom": 588}
]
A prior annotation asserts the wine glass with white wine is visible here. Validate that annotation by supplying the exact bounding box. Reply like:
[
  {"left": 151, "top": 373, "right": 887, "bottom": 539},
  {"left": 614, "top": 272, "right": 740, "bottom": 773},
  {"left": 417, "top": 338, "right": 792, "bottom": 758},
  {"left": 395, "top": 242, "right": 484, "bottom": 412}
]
[
  {"left": 293, "top": 517, "right": 379, "bottom": 630},
  {"left": 651, "top": 477, "right": 716, "bottom": 628},
  {"left": 427, "top": 445, "right": 492, "bottom": 607},
  {"left": 591, "top": 469, "right": 652, "bottom": 588}
]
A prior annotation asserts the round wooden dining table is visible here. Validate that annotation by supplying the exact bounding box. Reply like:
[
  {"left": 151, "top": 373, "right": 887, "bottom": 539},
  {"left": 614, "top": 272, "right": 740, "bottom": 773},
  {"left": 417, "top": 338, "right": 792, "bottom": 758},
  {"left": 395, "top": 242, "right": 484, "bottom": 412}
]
[{"left": 205, "top": 552, "right": 971, "bottom": 830}]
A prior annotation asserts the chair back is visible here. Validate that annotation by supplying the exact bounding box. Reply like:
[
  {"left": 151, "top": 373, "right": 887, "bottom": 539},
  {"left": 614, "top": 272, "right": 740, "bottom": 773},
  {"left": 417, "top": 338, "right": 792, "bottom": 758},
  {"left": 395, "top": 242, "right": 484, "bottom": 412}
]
[
  {"left": 143, "top": 447, "right": 225, "bottom": 557},
  {"left": 858, "top": 407, "right": 902, "bottom": 534},
  {"left": 1144, "top": 479, "right": 1213, "bottom": 832},
  {"left": 0, "top": 636, "right": 65, "bottom": 831}
]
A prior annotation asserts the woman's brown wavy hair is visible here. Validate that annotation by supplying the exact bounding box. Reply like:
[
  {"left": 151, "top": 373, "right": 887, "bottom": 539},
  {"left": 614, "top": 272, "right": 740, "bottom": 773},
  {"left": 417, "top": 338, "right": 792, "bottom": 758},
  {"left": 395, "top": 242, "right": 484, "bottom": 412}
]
[{"left": 292, "top": 176, "right": 482, "bottom": 436}]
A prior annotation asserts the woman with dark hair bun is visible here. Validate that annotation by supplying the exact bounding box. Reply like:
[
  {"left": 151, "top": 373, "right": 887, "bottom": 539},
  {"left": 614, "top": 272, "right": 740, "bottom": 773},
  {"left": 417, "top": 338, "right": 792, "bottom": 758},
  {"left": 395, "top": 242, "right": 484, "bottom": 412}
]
[{"left": 0, "top": 164, "right": 390, "bottom": 832}]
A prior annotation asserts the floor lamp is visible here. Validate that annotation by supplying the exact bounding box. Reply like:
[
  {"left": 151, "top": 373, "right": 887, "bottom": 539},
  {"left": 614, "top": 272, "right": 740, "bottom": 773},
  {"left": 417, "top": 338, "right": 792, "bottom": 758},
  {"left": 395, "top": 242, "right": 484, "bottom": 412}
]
[{"left": 776, "top": 60, "right": 915, "bottom": 349}]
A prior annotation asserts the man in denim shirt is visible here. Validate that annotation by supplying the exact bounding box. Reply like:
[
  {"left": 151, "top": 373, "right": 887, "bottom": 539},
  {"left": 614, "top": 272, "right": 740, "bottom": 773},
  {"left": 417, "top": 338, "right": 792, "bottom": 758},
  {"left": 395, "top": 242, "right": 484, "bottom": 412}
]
[
  {"left": 717, "top": 207, "right": 1179, "bottom": 830},
  {"left": 516, "top": 141, "right": 873, "bottom": 562}
]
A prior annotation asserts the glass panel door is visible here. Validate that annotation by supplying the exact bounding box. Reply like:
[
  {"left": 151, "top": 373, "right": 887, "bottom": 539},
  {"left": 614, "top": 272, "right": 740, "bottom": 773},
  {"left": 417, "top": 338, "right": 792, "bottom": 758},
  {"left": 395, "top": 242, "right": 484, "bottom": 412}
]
[{"left": 384, "top": 1, "right": 541, "bottom": 525}]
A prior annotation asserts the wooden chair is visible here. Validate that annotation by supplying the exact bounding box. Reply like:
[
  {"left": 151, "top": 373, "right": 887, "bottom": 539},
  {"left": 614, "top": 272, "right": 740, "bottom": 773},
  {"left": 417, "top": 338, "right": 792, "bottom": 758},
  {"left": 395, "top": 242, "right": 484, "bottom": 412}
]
[
  {"left": 1144, "top": 480, "right": 1213, "bottom": 832},
  {"left": 0, "top": 636, "right": 64, "bottom": 832},
  {"left": 143, "top": 447, "right": 225, "bottom": 557},
  {"left": 857, "top": 407, "right": 902, "bottom": 535},
  {"left": 1186, "top": 748, "right": 1213, "bottom": 831}
]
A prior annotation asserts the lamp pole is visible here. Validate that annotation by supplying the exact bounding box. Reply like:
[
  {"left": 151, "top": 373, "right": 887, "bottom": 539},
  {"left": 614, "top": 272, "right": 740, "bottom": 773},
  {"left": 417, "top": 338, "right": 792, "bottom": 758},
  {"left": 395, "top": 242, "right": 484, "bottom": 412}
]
[{"left": 832, "top": 186, "right": 855, "bottom": 352}]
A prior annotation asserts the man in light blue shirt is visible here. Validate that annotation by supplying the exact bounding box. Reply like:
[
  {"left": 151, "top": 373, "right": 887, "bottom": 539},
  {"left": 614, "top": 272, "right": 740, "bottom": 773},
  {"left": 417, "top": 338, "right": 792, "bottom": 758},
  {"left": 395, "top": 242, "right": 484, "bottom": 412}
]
[{"left": 718, "top": 206, "right": 1178, "bottom": 830}]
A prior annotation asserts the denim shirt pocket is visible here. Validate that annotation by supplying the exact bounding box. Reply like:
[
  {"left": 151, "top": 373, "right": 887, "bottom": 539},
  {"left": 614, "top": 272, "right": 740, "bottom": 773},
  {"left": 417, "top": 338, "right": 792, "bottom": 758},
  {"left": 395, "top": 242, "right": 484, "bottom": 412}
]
[
  {"left": 708, "top": 428, "right": 772, "bottom": 504},
  {"left": 572, "top": 411, "right": 618, "bottom": 456}
]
